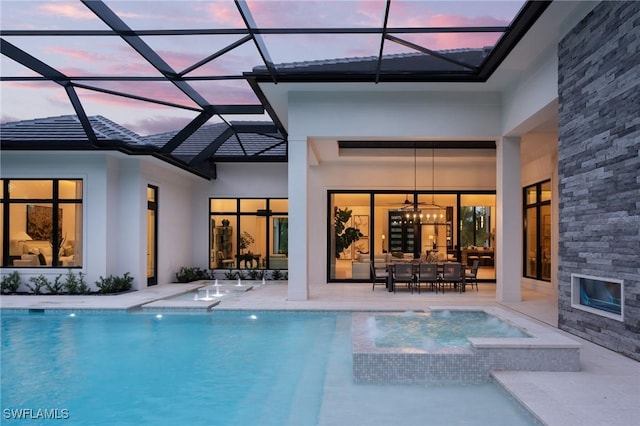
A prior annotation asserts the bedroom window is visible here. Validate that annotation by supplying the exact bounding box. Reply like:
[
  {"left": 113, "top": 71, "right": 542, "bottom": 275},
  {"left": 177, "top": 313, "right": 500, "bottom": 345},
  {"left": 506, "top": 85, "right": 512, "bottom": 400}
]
[{"left": 1, "top": 179, "right": 83, "bottom": 268}]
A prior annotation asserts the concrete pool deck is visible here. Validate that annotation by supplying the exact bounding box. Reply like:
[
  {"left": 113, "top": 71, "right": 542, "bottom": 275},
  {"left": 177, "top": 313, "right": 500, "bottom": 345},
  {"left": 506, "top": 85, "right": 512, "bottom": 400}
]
[{"left": 1, "top": 281, "right": 638, "bottom": 426}]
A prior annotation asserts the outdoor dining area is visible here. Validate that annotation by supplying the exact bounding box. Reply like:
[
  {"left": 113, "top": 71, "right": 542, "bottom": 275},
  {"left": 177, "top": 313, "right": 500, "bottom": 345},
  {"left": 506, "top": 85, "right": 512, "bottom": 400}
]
[{"left": 372, "top": 260, "right": 479, "bottom": 294}]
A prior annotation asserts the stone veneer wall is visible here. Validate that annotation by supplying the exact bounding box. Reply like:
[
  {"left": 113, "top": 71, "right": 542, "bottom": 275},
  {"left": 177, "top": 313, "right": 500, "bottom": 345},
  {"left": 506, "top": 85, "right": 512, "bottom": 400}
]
[{"left": 557, "top": 1, "right": 640, "bottom": 361}]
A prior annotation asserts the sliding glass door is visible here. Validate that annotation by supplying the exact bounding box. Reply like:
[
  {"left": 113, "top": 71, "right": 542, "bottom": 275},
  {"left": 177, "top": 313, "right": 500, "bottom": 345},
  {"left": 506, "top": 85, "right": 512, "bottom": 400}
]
[{"left": 328, "top": 190, "right": 496, "bottom": 282}]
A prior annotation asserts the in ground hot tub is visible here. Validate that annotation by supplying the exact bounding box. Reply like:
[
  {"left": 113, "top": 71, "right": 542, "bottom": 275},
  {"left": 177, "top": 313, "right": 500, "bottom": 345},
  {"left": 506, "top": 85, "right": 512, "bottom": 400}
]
[{"left": 352, "top": 307, "right": 581, "bottom": 383}]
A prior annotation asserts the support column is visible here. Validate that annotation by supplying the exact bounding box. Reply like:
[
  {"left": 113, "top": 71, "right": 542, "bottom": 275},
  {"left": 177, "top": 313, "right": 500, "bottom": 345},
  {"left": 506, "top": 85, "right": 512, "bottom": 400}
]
[
  {"left": 287, "top": 137, "right": 309, "bottom": 300},
  {"left": 496, "top": 137, "right": 522, "bottom": 302}
]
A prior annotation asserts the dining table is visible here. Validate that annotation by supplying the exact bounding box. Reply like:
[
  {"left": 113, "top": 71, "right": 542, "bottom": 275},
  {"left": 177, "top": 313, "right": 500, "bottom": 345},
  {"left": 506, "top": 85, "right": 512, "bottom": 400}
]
[{"left": 386, "top": 261, "right": 467, "bottom": 293}]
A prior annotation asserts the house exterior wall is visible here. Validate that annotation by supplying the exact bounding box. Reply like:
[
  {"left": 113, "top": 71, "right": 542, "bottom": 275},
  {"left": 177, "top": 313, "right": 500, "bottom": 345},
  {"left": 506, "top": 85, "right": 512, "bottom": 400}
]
[
  {"left": 140, "top": 159, "right": 200, "bottom": 288},
  {"left": 2, "top": 152, "right": 116, "bottom": 289},
  {"left": 0, "top": 151, "right": 200, "bottom": 291},
  {"left": 502, "top": 47, "right": 558, "bottom": 137},
  {"left": 288, "top": 91, "right": 503, "bottom": 296},
  {"left": 289, "top": 91, "right": 502, "bottom": 139},
  {"left": 557, "top": 0, "right": 640, "bottom": 360}
]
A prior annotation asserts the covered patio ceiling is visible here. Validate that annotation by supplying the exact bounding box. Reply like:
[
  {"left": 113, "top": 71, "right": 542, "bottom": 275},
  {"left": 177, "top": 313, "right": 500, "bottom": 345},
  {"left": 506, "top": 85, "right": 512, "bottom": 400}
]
[{"left": 1, "top": 0, "right": 550, "bottom": 178}]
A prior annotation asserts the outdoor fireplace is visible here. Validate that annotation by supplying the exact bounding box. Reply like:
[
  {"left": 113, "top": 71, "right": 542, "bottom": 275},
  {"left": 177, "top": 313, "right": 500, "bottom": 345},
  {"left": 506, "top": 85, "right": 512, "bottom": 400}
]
[{"left": 571, "top": 273, "right": 624, "bottom": 321}]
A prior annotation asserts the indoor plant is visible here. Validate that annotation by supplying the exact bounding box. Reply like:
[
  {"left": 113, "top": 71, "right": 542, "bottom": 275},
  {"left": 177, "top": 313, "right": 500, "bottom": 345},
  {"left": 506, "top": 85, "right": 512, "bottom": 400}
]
[{"left": 334, "top": 206, "right": 363, "bottom": 258}]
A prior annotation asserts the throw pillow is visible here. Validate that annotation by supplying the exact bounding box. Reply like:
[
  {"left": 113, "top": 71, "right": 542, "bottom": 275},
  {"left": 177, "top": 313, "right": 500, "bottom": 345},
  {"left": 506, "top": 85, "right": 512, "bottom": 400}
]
[{"left": 37, "top": 253, "right": 47, "bottom": 265}]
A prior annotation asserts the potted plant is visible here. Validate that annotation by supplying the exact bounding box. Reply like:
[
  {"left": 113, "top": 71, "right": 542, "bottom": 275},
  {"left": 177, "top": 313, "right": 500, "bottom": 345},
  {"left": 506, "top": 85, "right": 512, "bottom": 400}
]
[
  {"left": 334, "top": 207, "right": 363, "bottom": 258},
  {"left": 240, "top": 231, "right": 254, "bottom": 254}
]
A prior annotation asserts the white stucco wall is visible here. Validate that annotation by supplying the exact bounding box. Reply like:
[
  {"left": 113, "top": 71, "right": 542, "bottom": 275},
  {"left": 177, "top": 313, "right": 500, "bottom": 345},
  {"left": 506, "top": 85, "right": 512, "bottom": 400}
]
[
  {"left": 289, "top": 91, "right": 502, "bottom": 139},
  {"left": 2, "top": 152, "right": 115, "bottom": 289},
  {"left": 140, "top": 159, "right": 200, "bottom": 287},
  {"left": 287, "top": 90, "right": 504, "bottom": 297},
  {"left": 1, "top": 151, "right": 201, "bottom": 291},
  {"left": 502, "top": 45, "right": 559, "bottom": 136}
]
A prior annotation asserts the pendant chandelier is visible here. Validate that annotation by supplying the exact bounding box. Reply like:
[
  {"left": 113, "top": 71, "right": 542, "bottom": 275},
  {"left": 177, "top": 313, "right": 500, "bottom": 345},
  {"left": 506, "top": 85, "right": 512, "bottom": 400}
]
[{"left": 402, "top": 142, "right": 446, "bottom": 225}]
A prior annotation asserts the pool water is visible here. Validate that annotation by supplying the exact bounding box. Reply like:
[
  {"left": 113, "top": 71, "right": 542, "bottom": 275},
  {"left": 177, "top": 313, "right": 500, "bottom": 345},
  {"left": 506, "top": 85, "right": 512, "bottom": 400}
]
[
  {"left": 370, "top": 310, "right": 530, "bottom": 350},
  {"left": 1, "top": 311, "right": 536, "bottom": 425}
]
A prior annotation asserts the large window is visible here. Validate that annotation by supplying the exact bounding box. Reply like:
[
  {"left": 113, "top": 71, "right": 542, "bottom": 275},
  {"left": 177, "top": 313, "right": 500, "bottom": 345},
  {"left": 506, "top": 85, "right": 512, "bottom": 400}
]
[
  {"left": 1, "top": 179, "right": 83, "bottom": 268},
  {"left": 523, "top": 180, "right": 551, "bottom": 281},
  {"left": 329, "top": 191, "right": 495, "bottom": 281},
  {"left": 459, "top": 194, "right": 495, "bottom": 271},
  {"left": 209, "top": 198, "right": 288, "bottom": 270}
]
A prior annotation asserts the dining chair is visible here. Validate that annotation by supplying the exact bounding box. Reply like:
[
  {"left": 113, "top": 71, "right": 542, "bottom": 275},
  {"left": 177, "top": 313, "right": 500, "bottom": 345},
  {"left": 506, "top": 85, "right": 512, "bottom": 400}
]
[
  {"left": 217, "top": 251, "right": 235, "bottom": 268},
  {"left": 370, "top": 261, "right": 389, "bottom": 291},
  {"left": 464, "top": 259, "right": 480, "bottom": 291},
  {"left": 417, "top": 263, "right": 439, "bottom": 293},
  {"left": 440, "top": 262, "right": 462, "bottom": 293},
  {"left": 392, "top": 262, "right": 415, "bottom": 293}
]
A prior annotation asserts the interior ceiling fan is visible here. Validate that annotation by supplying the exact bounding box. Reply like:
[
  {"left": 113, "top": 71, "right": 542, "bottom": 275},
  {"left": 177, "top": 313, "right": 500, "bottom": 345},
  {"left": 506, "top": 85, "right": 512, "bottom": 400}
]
[{"left": 398, "top": 195, "right": 428, "bottom": 210}]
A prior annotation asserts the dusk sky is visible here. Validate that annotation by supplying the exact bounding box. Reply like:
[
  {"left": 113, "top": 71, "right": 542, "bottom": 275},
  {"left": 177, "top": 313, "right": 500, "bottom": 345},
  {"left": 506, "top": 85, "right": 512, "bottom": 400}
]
[{"left": 1, "top": 0, "right": 525, "bottom": 135}]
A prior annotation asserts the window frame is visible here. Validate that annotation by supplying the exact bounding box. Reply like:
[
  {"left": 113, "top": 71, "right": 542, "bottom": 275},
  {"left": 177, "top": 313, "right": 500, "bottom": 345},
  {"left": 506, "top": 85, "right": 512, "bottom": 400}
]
[
  {"left": 522, "top": 180, "right": 551, "bottom": 281},
  {"left": 327, "top": 189, "right": 496, "bottom": 283},
  {"left": 209, "top": 197, "right": 288, "bottom": 270},
  {"left": 1, "top": 178, "right": 83, "bottom": 268}
]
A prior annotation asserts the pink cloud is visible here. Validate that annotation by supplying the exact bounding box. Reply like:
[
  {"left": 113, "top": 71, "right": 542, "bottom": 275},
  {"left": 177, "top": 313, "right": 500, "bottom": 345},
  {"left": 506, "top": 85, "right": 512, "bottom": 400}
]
[
  {"left": 384, "top": 7, "right": 509, "bottom": 51},
  {"left": 352, "top": 0, "right": 387, "bottom": 27},
  {"left": 244, "top": 1, "right": 367, "bottom": 28},
  {"left": 190, "top": 81, "right": 259, "bottom": 105},
  {"left": 74, "top": 82, "right": 200, "bottom": 111},
  {"left": 106, "top": 2, "right": 244, "bottom": 29},
  {"left": 47, "top": 46, "right": 106, "bottom": 63},
  {"left": 37, "top": 3, "right": 95, "bottom": 20},
  {"left": 205, "top": 3, "right": 245, "bottom": 27},
  {"left": 122, "top": 115, "right": 194, "bottom": 136},
  {"left": 47, "top": 90, "right": 73, "bottom": 108},
  {"left": 388, "top": 1, "right": 514, "bottom": 28},
  {"left": 1, "top": 114, "right": 22, "bottom": 124},
  {"left": 428, "top": 13, "right": 507, "bottom": 28},
  {"left": 151, "top": 49, "right": 240, "bottom": 76},
  {"left": 3, "top": 81, "right": 57, "bottom": 90},
  {"left": 49, "top": 44, "right": 159, "bottom": 76}
]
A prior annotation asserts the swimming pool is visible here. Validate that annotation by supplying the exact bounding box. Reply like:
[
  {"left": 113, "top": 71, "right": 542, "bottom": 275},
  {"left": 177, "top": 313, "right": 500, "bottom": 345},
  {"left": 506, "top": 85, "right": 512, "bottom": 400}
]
[{"left": 1, "top": 311, "right": 537, "bottom": 425}]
